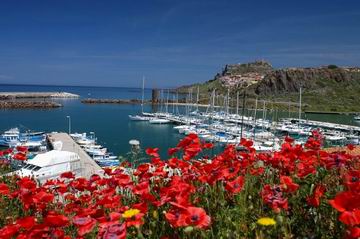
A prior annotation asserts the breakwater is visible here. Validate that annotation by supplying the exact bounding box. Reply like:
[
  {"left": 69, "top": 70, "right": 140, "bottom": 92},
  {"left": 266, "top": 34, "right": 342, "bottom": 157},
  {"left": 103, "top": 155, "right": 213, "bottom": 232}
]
[
  {"left": 0, "top": 92, "right": 79, "bottom": 99},
  {"left": 81, "top": 98, "right": 144, "bottom": 104},
  {"left": 0, "top": 101, "right": 62, "bottom": 109}
]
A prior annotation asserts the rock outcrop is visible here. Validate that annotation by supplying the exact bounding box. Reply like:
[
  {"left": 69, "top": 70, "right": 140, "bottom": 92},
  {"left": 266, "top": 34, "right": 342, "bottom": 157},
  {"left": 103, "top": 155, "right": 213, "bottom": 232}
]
[{"left": 253, "top": 67, "right": 360, "bottom": 95}]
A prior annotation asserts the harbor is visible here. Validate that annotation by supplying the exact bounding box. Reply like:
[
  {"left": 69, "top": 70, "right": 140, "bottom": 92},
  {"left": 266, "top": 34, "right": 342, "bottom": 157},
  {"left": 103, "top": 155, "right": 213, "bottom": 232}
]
[{"left": 0, "top": 127, "right": 121, "bottom": 181}]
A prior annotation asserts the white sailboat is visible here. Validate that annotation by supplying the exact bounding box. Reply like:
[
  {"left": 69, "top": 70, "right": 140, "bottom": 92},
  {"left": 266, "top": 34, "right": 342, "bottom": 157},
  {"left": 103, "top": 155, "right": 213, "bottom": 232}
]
[{"left": 129, "top": 76, "right": 152, "bottom": 121}]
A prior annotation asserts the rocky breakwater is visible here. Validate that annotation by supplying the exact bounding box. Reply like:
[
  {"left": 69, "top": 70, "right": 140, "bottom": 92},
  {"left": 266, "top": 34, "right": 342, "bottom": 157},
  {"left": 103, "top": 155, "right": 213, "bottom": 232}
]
[
  {"left": 0, "top": 101, "right": 62, "bottom": 109},
  {"left": 0, "top": 92, "right": 78, "bottom": 109},
  {"left": 0, "top": 92, "right": 79, "bottom": 99},
  {"left": 82, "top": 98, "right": 145, "bottom": 104}
]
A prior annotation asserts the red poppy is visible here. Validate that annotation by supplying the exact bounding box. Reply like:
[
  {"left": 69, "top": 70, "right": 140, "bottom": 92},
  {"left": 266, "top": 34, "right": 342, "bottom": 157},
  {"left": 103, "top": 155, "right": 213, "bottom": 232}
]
[
  {"left": 165, "top": 208, "right": 188, "bottom": 228},
  {"left": 44, "top": 212, "right": 69, "bottom": 227},
  {"left": 284, "top": 136, "right": 295, "bottom": 143},
  {"left": 73, "top": 216, "right": 97, "bottom": 236},
  {"left": 33, "top": 190, "right": 55, "bottom": 204},
  {"left": 16, "top": 146, "right": 28, "bottom": 152},
  {"left": 60, "top": 171, "right": 75, "bottom": 179},
  {"left": 168, "top": 147, "right": 179, "bottom": 156},
  {"left": 261, "top": 185, "right": 288, "bottom": 213},
  {"left": 203, "top": 143, "right": 214, "bottom": 149},
  {"left": 280, "top": 176, "right": 299, "bottom": 193},
  {"left": 13, "top": 153, "right": 26, "bottom": 161},
  {"left": 329, "top": 191, "right": 360, "bottom": 213},
  {"left": 184, "top": 207, "right": 211, "bottom": 229},
  {"left": 16, "top": 216, "right": 36, "bottom": 230},
  {"left": 225, "top": 176, "right": 245, "bottom": 194},
  {"left": 240, "top": 138, "right": 253, "bottom": 148},
  {"left": 0, "top": 183, "right": 9, "bottom": 195},
  {"left": 145, "top": 148, "right": 159, "bottom": 158},
  {"left": 98, "top": 221, "right": 126, "bottom": 239},
  {"left": 347, "top": 144, "right": 355, "bottom": 151},
  {"left": 0, "top": 224, "right": 19, "bottom": 239},
  {"left": 306, "top": 185, "right": 326, "bottom": 207}
]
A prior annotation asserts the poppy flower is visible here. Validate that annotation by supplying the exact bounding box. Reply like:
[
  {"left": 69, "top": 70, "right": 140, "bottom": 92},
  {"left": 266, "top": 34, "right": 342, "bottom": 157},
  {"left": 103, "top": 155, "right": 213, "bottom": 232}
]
[
  {"left": 280, "top": 176, "right": 299, "bottom": 193},
  {"left": 0, "top": 224, "right": 20, "bottom": 239},
  {"left": 306, "top": 185, "right": 326, "bottom": 207},
  {"left": 145, "top": 148, "right": 159, "bottom": 158},
  {"left": 347, "top": 144, "right": 355, "bottom": 151},
  {"left": 44, "top": 212, "right": 69, "bottom": 227},
  {"left": 98, "top": 221, "right": 126, "bottom": 239},
  {"left": 16, "top": 216, "right": 36, "bottom": 230},
  {"left": 60, "top": 171, "right": 75, "bottom": 179},
  {"left": 168, "top": 147, "right": 179, "bottom": 156},
  {"left": 16, "top": 146, "right": 28, "bottom": 152},
  {"left": 0, "top": 183, "right": 9, "bottom": 195},
  {"left": 165, "top": 208, "right": 188, "bottom": 228},
  {"left": 184, "top": 207, "right": 211, "bottom": 229},
  {"left": 73, "top": 216, "right": 97, "bottom": 236},
  {"left": 13, "top": 153, "right": 26, "bottom": 161},
  {"left": 203, "top": 143, "right": 214, "bottom": 149},
  {"left": 225, "top": 176, "right": 245, "bottom": 194}
]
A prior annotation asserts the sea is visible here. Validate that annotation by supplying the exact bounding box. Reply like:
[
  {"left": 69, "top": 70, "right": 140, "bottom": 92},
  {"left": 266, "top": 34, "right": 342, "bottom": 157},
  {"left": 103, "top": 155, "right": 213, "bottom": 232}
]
[{"left": 0, "top": 84, "right": 359, "bottom": 157}]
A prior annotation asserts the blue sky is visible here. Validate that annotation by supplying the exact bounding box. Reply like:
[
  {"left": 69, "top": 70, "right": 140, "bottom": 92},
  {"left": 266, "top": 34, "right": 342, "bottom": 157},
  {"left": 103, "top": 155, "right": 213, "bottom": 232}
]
[{"left": 0, "top": 0, "right": 359, "bottom": 88}]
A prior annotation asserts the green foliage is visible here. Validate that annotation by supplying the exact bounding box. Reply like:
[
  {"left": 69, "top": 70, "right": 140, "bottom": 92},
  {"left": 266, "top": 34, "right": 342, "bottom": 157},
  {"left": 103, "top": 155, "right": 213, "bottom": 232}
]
[{"left": 328, "top": 65, "right": 338, "bottom": 69}]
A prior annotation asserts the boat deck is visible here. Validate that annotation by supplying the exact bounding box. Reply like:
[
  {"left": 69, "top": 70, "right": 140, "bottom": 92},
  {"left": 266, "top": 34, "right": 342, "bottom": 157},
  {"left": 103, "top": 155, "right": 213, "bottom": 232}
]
[{"left": 47, "top": 132, "right": 103, "bottom": 178}]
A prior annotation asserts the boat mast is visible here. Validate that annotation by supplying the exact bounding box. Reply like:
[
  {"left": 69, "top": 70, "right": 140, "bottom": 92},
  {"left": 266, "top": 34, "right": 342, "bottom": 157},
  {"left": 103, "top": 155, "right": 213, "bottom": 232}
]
[
  {"left": 226, "top": 88, "right": 230, "bottom": 117},
  {"left": 298, "top": 87, "right": 302, "bottom": 127},
  {"left": 166, "top": 89, "right": 169, "bottom": 114},
  {"left": 253, "top": 98, "right": 258, "bottom": 140},
  {"left": 262, "top": 100, "right": 266, "bottom": 131},
  {"left": 211, "top": 89, "right": 216, "bottom": 114},
  {"left": 236, "top": 91, "right": 239, "bottom": 115},
  {"left": 196, "top": 86, "right": 199, "bottom": 112},
  {"left": 141, "top": 76, "right": 145, "bottom": 113},
  {"left": 240, "top": 91, "right": 246, "bottom": 138}
]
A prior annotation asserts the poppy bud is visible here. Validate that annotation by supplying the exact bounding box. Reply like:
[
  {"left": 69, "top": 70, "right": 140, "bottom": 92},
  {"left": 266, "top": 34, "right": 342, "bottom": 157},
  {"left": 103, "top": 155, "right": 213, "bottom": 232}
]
[{"left": 184, "top": 226, "right": 194, "bottom": 233}]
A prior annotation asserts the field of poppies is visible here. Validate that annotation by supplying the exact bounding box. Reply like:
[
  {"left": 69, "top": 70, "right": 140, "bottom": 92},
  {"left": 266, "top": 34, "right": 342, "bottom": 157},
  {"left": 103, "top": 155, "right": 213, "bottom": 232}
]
[{"left": 0, "top": 132, "right": 359, "bottom": 238}]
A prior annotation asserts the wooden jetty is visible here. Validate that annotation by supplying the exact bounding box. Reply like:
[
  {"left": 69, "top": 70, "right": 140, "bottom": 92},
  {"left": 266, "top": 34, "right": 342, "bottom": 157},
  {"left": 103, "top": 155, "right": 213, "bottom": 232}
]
[{"left": 47, "top": 132, "right": 103, "bottom": 178}]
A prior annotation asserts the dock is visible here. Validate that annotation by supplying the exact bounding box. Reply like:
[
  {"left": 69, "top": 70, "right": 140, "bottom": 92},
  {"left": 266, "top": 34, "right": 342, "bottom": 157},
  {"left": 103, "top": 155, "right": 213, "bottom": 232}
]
[{"left": 47, "top": 132, "right": 103, "bottom": 178}]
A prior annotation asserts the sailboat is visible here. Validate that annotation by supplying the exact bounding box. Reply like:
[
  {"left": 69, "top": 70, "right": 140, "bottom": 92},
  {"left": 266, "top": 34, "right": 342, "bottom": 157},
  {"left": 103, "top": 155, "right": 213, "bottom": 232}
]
[{"left": 129, "top": 77, "right": 153, "bottom": 121}]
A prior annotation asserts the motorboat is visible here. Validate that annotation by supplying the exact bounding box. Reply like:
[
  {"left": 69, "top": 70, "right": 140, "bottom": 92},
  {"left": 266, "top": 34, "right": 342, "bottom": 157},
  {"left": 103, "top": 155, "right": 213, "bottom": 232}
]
[
  {"left": 128, "top": 115, "right": 152, "bottom": 121},
  {"left": 0, "top": 128, "right": 45, "bottom": 148},
  {"left": 149, "top": 118, "right": 171, "bottom": 124},
  {"left": 70, "top": 133, "right": 96, "bottom": 146}
]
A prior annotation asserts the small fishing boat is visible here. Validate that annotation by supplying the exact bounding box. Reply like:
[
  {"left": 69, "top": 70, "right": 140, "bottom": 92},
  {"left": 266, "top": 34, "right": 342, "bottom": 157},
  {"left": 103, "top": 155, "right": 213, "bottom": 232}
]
[{"left": 0, "top": 128, "right": 45, "bottom": 148}]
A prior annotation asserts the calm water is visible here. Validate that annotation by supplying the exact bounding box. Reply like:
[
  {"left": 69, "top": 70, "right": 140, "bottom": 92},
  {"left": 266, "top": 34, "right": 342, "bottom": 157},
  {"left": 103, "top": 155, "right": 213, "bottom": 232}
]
[
  {"left": 0, "top": 84, "right": 184, "bottom": 157},
  {"left": 0, "top": 84, "right": 359, "bottom": 156}
]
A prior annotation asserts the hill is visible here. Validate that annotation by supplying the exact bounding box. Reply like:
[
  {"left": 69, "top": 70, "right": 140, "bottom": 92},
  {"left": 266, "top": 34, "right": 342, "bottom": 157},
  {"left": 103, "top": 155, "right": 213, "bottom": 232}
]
[{"left": 177, "top": 61, "right": 360, "bottom": 112}]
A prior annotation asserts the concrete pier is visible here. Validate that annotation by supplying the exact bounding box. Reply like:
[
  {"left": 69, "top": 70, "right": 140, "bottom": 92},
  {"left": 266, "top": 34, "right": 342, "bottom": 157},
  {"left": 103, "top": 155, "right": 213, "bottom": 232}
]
[{"left": 47, "top": 132, "right": 103, "bottom": 178}]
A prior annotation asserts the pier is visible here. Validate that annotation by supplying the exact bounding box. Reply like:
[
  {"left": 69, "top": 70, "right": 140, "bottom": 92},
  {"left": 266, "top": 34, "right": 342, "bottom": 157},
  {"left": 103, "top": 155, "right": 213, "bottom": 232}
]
[{"left": 47, "top": 132, "right": 103, "bottom": 178}]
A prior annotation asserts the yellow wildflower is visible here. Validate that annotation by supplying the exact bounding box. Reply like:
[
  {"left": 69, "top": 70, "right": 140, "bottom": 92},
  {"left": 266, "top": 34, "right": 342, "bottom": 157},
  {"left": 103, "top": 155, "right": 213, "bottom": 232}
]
[
  {"left": 122, "top": 209, "right": 140, "bottom": 218},
  {"left": 257, "top": 217, "right": 276, "bottom": 226}
]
